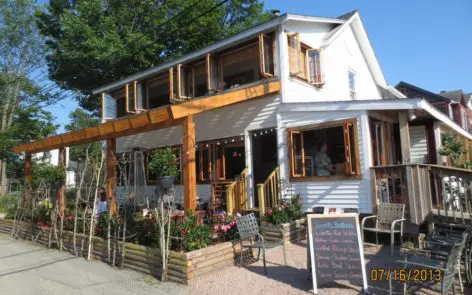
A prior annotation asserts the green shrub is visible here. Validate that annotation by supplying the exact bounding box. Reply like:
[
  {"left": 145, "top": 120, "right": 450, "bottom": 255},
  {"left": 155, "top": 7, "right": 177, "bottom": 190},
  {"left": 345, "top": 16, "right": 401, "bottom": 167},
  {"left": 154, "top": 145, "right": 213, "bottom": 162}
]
[
  {"left": 0, "top": 195, "right": 18, "bottom": 217},
  {"left": 148, "top": 148, "right": 179, "bottom": 177},
  {"left": 264, "top": 195, "right": 303, "bottom": 225},
  {"left": 32, "top": 164, "right": 66, "bottom": 188},
  {"left": 173, "top": 210, "right": 211, "bottom": 252}
]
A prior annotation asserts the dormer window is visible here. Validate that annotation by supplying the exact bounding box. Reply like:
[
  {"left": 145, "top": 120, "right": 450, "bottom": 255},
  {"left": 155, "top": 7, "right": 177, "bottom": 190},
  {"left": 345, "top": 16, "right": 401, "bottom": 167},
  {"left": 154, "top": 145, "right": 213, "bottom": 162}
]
[
  {"left": 348, "top": 70, "right": 356, "bottom": 99},
  {"left": 287, "top": 33, "right": 324, "bottom": 86}
]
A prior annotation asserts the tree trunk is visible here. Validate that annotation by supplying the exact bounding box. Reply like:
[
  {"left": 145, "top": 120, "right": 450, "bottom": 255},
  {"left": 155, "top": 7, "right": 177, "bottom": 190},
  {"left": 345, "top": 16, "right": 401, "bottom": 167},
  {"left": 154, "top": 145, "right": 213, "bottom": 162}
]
[{"left": 0, "top": 160, "right": 8, "bottom": 196}]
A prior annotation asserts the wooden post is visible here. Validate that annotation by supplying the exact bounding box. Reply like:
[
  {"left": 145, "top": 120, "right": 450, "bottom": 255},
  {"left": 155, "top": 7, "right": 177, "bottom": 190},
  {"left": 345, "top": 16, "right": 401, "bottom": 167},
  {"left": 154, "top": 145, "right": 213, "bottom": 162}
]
[
  {"left": 226, "top": 185, "right": 234, "bottom": 215},
  {"left": 25, "top": 153, "right": 32, "bottom": 187},
  {"left": 106, "top": 138, "right": 117, "bottom": 214},
  {"left": 183, "top": 115, "right": 196, "bottom": 210},
  {"left": 57, "top": 148, "right": 66, "bottom": 217},
  {"left": 257, "top": 184, "right": 265, "bottom": 216},
  {"left": 399, "top": 112, "right": 417, "bottom": 224}
]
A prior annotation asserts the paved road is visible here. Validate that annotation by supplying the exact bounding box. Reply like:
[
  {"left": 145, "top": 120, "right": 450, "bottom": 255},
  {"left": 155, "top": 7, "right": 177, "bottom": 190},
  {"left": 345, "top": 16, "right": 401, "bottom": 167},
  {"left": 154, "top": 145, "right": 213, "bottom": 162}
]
[{"left": 0, "top": 234, "right": 185, "bottom": 295}]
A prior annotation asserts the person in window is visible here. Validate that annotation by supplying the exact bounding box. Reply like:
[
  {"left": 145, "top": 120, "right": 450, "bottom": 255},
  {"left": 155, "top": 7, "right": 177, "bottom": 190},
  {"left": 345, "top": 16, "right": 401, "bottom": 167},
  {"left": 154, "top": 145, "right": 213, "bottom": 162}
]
[{"left": 314, "top": 141, "right": 336, "bottom": 176}]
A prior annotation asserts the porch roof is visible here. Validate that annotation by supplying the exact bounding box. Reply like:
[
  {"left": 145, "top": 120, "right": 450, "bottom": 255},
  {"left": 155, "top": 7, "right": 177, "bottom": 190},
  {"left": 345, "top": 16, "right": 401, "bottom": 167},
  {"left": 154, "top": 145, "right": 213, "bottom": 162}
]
[
  {"left": 13, "top": 79, "right": 281, "bottom": 154},
  {"left": 278, "top": 98, "right": 472, "bottom": 140}
]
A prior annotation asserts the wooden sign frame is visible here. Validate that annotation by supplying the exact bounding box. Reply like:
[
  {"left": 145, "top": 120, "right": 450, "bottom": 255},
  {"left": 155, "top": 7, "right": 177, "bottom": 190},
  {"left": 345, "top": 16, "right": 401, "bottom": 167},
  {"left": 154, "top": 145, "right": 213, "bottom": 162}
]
[{"left": 307, "top": 213, "right": 368, "bottom": 294}]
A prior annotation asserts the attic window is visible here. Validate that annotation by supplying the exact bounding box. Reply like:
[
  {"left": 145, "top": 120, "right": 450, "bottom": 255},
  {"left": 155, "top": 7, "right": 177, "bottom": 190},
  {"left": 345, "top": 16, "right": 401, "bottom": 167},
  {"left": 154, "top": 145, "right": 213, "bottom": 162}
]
[{"left": 287, "top": 33, "right": 324, "bottom": 86}]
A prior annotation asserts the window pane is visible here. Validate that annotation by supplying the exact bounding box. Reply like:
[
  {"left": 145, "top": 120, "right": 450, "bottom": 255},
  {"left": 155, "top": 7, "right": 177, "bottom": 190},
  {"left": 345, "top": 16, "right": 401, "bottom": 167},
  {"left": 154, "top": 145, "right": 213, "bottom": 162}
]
[
  {"left": 307, "top": 50, "right": 321, "bottom": 83},
  {"left": 263, "top": 35, "right": 274, "bottom": 75},
  {"left": 299, "top": 47, "right": 307, "bottom": 79},
  {"left": 349, "top": 70, "right": 356, "bottom": 99},
  {"left": 178, "top": 65, "right": 188, "bottom": 98},
  {"left": 215, "top": 144, "right": 225, "bottom": 179},
  {"left": 199, "top": 146, "right": 210, "bottom": 181},
  {"left": 291, "top": 132, "right": 303, "bottom": 176},
  {"left": 146, "top": 77, "right": 170, "bottom": 109}
]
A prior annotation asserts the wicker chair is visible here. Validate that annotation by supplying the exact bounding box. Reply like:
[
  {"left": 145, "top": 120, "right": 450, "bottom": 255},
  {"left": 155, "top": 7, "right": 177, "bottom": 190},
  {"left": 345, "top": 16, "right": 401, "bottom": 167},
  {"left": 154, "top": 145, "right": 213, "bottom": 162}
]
[
  {"left": 361, "top": 203, "right": 406, "bottom": 255},
  {"left": 235, "top": 213, "right": 287, "bottom": 275}
]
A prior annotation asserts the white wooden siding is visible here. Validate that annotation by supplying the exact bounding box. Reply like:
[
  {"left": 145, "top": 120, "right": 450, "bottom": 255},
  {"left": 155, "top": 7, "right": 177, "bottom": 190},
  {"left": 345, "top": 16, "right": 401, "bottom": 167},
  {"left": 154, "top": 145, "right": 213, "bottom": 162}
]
[
  {"left": 409, "top": 125, "right": 428, "bottom": 164},
  {"left": 277, "top": 110, "right": 372, "bottom": 213},
  {"left": 116, "top": 184, "right": 211, "bottom": 206}
]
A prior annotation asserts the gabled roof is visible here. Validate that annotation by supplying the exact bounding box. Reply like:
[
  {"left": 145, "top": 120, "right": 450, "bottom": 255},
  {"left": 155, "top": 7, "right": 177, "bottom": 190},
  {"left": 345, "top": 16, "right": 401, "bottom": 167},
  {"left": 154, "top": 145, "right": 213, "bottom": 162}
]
[
  {"left": 321, "top": 11, "right": 387, "bottom": 87},
  {"left": 395, "top": 81, "right": 451, "bottom": 103},
  {"left": 93, "top": 13, "right": 345, "bottom": 94}
]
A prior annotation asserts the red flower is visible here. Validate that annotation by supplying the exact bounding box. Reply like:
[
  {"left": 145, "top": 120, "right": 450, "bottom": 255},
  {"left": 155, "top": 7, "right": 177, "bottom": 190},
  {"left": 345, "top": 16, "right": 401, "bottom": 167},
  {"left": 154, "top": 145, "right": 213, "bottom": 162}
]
[{"left": 181, "top": 229, "right": 187, "bottom": 236}]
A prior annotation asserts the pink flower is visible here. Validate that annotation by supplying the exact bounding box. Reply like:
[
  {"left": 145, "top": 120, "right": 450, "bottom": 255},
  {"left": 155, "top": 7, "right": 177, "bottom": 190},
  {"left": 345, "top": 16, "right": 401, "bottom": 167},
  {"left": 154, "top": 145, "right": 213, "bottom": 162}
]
[
  {"left": 280, "top": 204, "right": 286, "bottom": 209},
  {"left": 213, "top": 225, "right": 219, "bottom": 232},
  {"left": 229, "top": 220, "right": 235, "bottom": 227},
  {"left": 236, "top": 213, "right": 242, "bottom": 218},
  {"left": 267, "top": 209, "right": 273, "bottom": 216},
  {"left": 222, "top": 225, "right": 228, "bottom": 232}
]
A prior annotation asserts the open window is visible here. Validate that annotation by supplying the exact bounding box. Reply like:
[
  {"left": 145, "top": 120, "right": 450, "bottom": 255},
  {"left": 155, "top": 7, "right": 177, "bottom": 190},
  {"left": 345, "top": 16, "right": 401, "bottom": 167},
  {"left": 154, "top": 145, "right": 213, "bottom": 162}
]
[
  {"left": 370, "top": 119, "right": 396, "bottom": 166},
  {"left": 125, "top": 83, "right": 136, "bottom": 113},
  {"left": 206, "top": 53, "right": 222, "bottom": 91},
  {"left": 101, "top": 92, "right": 117, "bottom": 120},
  {"left": 188, "top": 60, "right": 207, "bottom": 98},
  {"left": 144, "top": 74, "right": 170, "bottom": 109},
  {"left": 170, "top": 65, "right": 191, "bottom": 103},
  {"left": 133, "top": 81, "right": 146, "bottom": 112},
  {"left": 214, "top": 144, "right": 225, "bottom": 180},
  {"left": 197, "top": 145, "right": 211, "bottom": 182},
  {"left": 288, "top": 119, "right": 361, "bottom": 180},
  {"left": 259, "top": 33, "right": 275, "bottom": 77},
  {"left": 287, "top": 33, "right": 324, "bottom": 86}
]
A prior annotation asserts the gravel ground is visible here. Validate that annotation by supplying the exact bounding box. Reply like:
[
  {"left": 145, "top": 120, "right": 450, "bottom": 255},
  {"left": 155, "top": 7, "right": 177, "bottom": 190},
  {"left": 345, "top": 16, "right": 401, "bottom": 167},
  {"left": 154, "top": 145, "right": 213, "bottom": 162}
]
[{"left": 1, "top": 233, "right": 469, "bottom": 295}]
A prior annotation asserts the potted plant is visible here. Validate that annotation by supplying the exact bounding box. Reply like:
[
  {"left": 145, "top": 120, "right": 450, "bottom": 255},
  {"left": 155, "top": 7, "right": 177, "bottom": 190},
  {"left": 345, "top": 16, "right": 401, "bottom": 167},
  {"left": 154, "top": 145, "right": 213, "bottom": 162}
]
[{"left": 148, "top": 148, "right": 179, "bottom": 189}]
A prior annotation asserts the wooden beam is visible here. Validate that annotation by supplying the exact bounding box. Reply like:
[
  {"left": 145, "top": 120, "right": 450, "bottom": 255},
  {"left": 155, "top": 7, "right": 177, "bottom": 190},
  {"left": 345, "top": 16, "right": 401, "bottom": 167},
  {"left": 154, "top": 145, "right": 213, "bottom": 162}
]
[
  {"left": 171, "top": 80, "right": 280, "bottom": 119},
  {"left": 182, "top": 115, "right": 196, "bottom": 210},
  {"left": 57, "top": 148, "right": 66, "bottom": 217},
  {"left": 106, "top": 138, "right": 117, "bottom": 214},
  {"left": 13, "top": 80, "right": 280, "bottom": 154},
  {"left": 25, "top": 153, "right": 32, "bottom": 187}
]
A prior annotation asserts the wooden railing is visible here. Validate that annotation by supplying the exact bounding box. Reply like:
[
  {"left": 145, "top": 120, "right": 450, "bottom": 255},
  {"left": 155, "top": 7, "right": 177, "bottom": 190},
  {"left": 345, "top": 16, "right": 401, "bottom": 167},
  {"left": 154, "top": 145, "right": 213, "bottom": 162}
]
[
  {"left": 371, "top": 164, "right": 472, "bottom": 226},
  {"left": 257, "top": 166, "right": 281, "bottom": 216},
  {"left": 226, "top": 168, "right": 248, "bottom": 215}
]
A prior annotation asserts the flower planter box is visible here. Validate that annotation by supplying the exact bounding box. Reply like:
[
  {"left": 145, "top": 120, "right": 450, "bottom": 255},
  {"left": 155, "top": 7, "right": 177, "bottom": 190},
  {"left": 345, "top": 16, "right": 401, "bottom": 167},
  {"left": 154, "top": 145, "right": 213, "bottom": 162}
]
[
  {"left": 0, "top": 219, "right": 245, "bottom": 285},
  {"left": 261, "top": 218, "right": 306, "bottom": 244}
]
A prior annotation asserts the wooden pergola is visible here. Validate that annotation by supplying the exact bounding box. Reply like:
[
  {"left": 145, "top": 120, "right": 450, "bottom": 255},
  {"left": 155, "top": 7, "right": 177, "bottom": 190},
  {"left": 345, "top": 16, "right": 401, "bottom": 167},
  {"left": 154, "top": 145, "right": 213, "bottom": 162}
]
[{"left": 14, "top": 80, "right": 280, "bottom": 214}]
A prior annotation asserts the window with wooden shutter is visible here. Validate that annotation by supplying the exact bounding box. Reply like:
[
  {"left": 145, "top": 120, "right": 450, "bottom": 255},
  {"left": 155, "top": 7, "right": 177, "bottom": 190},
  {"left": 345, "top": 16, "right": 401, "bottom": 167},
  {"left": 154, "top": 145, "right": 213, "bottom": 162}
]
[
  {"left": 287, "top": 33, "right": 302, "bottom": 76},
  {"left": 259, "top": 33, "right": 274, "bottom": 77},
  {"left": 288, "top": 119, "right": 361, "bottom": 180}
]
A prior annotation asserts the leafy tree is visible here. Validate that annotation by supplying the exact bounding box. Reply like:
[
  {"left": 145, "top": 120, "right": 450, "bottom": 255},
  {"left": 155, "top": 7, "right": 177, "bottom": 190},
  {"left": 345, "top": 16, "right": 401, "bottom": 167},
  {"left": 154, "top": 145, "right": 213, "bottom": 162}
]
[
  {"left": 0, "top": 106, "right": 58, "bottom": 182},
  {"left": 36, "top": 0, "right": 271, "bottom": 114},
  {"left": 64, "top": 108, "right": 101, "bottom": 162},
  {"left": 0, "top": 0, "right": 60, "bottom": 194}
]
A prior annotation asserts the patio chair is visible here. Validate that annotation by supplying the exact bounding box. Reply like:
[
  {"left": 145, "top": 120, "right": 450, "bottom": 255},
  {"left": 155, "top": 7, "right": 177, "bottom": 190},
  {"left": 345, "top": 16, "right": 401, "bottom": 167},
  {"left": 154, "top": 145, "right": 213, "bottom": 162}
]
[
  {"left": 235, "top": 213, "right": 287, "bottom": 275},
  {"left": 312, "top": 206, "right": 324, "bottom": 214},
  {"left": 343, "top": 208, "right": 359, "bottom": 214},
  {"left": 423, "top": 226, "right": 471, "bottom": 293},
  {"left": 361, "top": 203, "right": 406, "bottom": 255},
  {"left": 389, "top": 233, "right": 466, "bottom": 295}
]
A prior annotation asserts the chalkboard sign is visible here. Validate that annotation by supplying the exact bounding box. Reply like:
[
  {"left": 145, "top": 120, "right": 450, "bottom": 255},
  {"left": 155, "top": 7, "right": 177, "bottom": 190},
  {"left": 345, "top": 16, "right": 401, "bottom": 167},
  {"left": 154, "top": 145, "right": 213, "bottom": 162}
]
[{"left": 307, "top": 213, "right": 368, "bottom": 294}]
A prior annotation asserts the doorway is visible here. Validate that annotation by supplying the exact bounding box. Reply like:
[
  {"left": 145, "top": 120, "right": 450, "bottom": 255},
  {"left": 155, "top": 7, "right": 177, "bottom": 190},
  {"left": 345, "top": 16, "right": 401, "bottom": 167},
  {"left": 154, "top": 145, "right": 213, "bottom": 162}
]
[{"left": 251, "top": 128, "right": 278, "bottom": 207}]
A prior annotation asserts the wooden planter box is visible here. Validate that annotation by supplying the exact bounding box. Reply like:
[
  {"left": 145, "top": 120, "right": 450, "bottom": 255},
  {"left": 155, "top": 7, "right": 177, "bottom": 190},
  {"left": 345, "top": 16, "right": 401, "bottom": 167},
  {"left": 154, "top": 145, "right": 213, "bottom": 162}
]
[
  {"left": 261, "top": 218, "right": 306, "bottom": 244},
  {"left": 0, "top": 219, "right": 243, "bottom": 285}
]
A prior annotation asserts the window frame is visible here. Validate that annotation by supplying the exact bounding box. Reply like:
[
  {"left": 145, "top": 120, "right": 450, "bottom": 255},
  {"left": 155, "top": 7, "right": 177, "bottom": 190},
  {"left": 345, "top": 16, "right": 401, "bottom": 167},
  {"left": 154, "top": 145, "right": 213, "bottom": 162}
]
[
  {"left": 288, "top": 118, "right": 362, "bottom": 181},
  {"left": 133, "top": 81, "right": 146, "bottom": 112},
  {"left": 258, "top": 33, "right": 275, "bottom": 78},
  {"left": 348, "top": 69, "right": 357, "bottom": 99},
  {"left": 125, "top": 83, "right": 136, "bottom": 114}
]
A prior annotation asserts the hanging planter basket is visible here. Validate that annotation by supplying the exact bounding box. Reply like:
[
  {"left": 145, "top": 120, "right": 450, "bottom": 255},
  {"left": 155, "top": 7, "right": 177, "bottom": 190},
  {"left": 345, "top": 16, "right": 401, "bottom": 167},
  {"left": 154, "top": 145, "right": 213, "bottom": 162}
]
[{"left": 156, "top": 176, "right": 175, "bottom": 190}]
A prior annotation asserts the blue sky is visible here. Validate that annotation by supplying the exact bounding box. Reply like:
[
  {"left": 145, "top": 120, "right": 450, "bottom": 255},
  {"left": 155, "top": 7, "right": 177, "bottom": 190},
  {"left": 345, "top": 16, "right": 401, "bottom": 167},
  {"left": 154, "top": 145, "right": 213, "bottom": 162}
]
[{"left": 44, "top": 0, "right": 471, "bottom": 132}]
